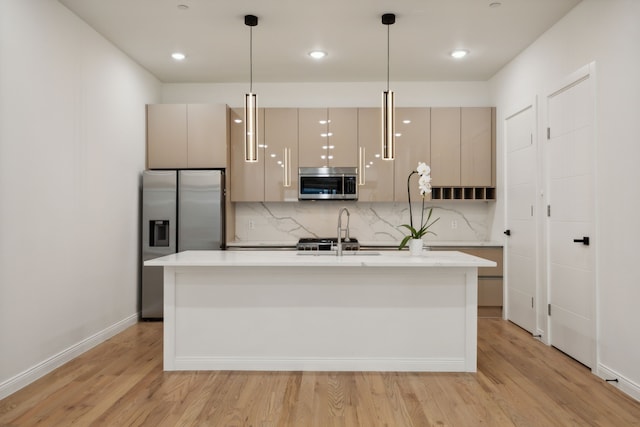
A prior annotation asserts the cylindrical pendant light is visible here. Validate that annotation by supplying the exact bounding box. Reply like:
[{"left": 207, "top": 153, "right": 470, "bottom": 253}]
[
  {"left": 381, "top": 13, "right": 396, "bottom": 161},
  {"left": 244, "top": 14, "right": 259, "bottom": 162}
]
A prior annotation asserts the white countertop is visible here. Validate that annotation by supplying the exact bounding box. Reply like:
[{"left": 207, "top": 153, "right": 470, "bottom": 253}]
[{"left": 145, "top": 249, "right": 497, "bottom": 268}]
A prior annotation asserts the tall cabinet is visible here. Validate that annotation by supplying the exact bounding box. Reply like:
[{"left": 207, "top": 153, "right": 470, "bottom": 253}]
[
  {"left": 394, "top": 108, "right": 431, "bottom": 202},
  {"left": 229, "top": 107, "right": 265, "bottom": 202},
  {"left": 264, "top": 108, "right": 298, "bottom": 202},
  {"left": 430, "top": 107, "right": 461, "bottom": 187},
  {"left": 357, "top": 108, "right": 394, "bottom": 201},
  {"left": 461, "top": 107, "right": 493, "bottom": 187}
]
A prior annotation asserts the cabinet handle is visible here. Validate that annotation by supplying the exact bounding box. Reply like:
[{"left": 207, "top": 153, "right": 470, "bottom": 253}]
[
  {"left": 358, "top": 146, "right": 366, "bottom": 185},
  {"left": 283, "top": 147, "right": 291, "bottom": 187}
]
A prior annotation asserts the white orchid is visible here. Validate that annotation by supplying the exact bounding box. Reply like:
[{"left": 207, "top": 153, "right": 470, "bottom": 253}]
[
  {"left": 418, "top": 174, "right": 432, "bottom": 195},
  {"left": 416, "top": 162, "right": 430, "bottom": 176},
  {"left": 398, "top": 162, "right": 440, "bottom": 250}
]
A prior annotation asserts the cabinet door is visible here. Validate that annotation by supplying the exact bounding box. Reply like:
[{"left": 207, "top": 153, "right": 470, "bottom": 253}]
[
  {"left": 461, "top": 107, "right": 492, "bottom": 186},
  {"left": 147, "top": 104, "right": 188, "bottom": 169},
  {"left": 431, "top": 107, "right": 461, "bottom": 186},
  {"left": 187, "top": 104, "right": 227, "bottom": 168},
  {"left": 229, "top": 107, "right": 265, "bottom": 202},
  {"left": 478, "top": 278, "right": 504, "bottom": 306},
  {"left": 328, "top": 108, "right": 358, "bottom": 167},
  {"left": 357, "top": 108, "right": 394, "bottom": 201},
  {"left": 394, "top": 108, "right": 431, "bottom": 202},
  {"left": 265, "top": 108, "right": 299, "bottom": 202},
  {"left": 298, "top": 108, "right": 328, "bottom": 167}
]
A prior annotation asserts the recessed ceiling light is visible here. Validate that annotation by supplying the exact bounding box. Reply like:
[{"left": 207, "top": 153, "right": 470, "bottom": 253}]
[
  {"left": 451, "top": 49, "right": 469, "bottom": 59},
  {"left": 171, "top": 52, "right": 186, "bottom": 61},
  {"left": 309, "top": 50, "right": 327, "bottom": 59},
  {"left": 402, "top": 119, "right": 411, "bottom": 124},
  {"left": 234, "top": 118, "right": 242, "bottom": 123}
]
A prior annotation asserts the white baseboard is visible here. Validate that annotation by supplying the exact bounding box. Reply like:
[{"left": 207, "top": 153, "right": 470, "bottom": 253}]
[
  {"left": 0, "top": 313, "right": 138, "bottom": 400},
  {"left": 171, "top": 356, "right": 469, "bottom": 372},
  {"left": 597, "top": 363, "right": 640, "bottom": 402}
]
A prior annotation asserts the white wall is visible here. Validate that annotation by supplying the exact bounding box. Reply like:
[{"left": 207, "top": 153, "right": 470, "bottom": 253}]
[
  {"left": 490, "top": 0, "right": 640, "bottom": 398},
  {"left": 162, "top": 81, "right": 491, "bottom": 107},
  {"left": 0, "top": 0, "right": 160, "bottom": 397}
]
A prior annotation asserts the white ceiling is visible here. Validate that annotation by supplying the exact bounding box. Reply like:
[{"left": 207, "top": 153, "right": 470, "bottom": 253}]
[{"left": 58, "top": 0, "right": 581, "bottom": 84}]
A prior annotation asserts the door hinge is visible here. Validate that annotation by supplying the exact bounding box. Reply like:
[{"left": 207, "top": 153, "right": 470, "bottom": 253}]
[
  {"left": 547, "top": 127, "right": 551, "bottom": 139},
  {"left": 531, "top": 297, "right": 534, "bottom": 309},
  {"left": 531, "top": 205, "right": 534, "bottom": 217},
  {"left": 548, "top": 304, "right": 551, "bottom": 316},
  {"left": 547, "top": 205, "right": 551, "bottom": 217}
]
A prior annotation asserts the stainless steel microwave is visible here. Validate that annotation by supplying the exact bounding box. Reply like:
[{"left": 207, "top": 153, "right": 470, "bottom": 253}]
[{"left": 298, "top": 167, "right": 358, "bottom": 200}]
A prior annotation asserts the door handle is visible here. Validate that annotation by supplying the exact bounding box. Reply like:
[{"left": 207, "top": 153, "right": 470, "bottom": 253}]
[
  {"left": 504, "top": 229, "right": 511, "bottom": 236},
  {"left": 573, "top": 236, "right": 590, "bottom": 246}
]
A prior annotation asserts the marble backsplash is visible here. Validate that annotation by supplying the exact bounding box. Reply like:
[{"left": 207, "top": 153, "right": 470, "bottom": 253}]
[{"left": 232, "top": 201, "right": 496, "bottom": 244}]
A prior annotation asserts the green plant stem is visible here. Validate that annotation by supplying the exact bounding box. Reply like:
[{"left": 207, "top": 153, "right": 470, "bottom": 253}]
[{"left": 407, "top": 171, "right": 417, "bottom": 230}]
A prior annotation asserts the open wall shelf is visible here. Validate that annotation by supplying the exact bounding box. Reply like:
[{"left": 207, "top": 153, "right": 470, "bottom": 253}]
[{"left": 431, "top": 187, "right": 496, "bottom": 201}]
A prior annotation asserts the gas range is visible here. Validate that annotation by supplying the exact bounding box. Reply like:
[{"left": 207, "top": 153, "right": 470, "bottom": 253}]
[{"left": 296, "top": 237, "right": 360, "bottom": 252}]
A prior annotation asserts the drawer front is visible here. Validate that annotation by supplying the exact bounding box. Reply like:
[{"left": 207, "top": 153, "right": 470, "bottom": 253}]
[{"left": 478, "top": 278, "right": 503, "bottom": 306}]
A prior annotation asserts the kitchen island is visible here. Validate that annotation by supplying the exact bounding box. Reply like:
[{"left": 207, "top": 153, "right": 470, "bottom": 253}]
[{"left": 145, "top": 250, "right": 496, "bottom": 372}]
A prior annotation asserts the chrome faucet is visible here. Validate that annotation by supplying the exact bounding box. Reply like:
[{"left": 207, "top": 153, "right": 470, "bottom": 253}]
[{"left": 337, "top": 207, "right": 351, "bottom": 256}]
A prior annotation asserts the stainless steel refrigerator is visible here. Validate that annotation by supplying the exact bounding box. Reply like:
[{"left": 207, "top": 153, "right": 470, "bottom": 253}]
[{"left": 141, "top": 169, "right": 225, "bottom": 319}]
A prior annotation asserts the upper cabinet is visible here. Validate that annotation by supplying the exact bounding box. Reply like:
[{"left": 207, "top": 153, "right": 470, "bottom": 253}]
[
  {"left": 264, "top": 108, "right": 299, "bottom": 202},
  {"left": 229, "top": 107, "right": 265, "bottom": 202},
  {"left": 146, "top": 104, "right": 227, "bottom": 169},
  {"left": 430, "top": 107, "right": 461, "bottom": 187},
  {"left": 223, "top": 104, "right": 494, "bottom": 204},
  {"left": 430, "top": 107, "right": 496, "bottom": 200},
  {"left": 299, "top": 108, "right": 357, "bottom": 168},
  {"left": 394, "top": 108, "right": 431, "bottom": 203},
  {"left": 461, "top": 107, "right": 494, "bottom": 187},
  {"left": 357, "top": 108, "right": 394, "bottom": 202}
]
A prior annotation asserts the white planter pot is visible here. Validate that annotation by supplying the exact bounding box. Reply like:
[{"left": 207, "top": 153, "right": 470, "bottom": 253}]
[{"left": 409, "top": 238, "right": 423, "bottom": 256}]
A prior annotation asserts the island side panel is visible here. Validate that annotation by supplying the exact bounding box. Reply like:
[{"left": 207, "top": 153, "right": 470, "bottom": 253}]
[
  {"left": 164, "top": 265, "right": 478, "bottom": 372},
  {"left": 465, "top": 268, "right": 479, "bottom": 372},
  {"left": 163, "top": 266, "right": 177, "bottom": 371}
]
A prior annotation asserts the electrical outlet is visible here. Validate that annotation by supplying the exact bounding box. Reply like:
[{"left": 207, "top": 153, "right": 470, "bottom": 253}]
[
  {"left": 249, "top": 220, "right": 255, "bottom": 230},
  {"left": 451, "top": 220, "right": 458, "bottom": 229}
]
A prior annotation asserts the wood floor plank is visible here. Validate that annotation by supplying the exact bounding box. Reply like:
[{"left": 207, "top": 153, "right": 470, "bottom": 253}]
[{"left": 1, "top": 319, "right": 639, "bottom": 426}]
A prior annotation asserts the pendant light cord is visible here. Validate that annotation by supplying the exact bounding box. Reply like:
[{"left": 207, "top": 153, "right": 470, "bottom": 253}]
[
  {"left": 249, "top": 26, "right": 253, "bottom": 93},
  {"left": 386, "top": 24, "right": 390, "bottom": 92}
]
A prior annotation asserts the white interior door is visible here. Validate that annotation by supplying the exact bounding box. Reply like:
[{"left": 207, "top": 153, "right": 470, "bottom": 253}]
[
  {"left": 505, "top": 104, "right": 537, "bottom": 333},
  {"left": 546, "top": 66, "right": 595, "bottom": 368}
]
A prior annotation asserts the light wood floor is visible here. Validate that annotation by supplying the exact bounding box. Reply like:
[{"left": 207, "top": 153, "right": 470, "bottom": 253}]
[{"left": 1, "top": 319, "right": 638, "bottom": 426}]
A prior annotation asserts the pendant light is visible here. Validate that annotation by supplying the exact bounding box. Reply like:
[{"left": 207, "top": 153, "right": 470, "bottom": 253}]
[
  {"left": 381, "top": 13, "right": 395, "bottom": 161},
  {"left": 244, "top": 14, "right": 259, "bottom": 162}
]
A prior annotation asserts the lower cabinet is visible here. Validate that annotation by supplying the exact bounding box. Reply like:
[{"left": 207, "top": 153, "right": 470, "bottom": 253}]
[{"left": 438, "top": 246, "right": 503, "bottom": 316}]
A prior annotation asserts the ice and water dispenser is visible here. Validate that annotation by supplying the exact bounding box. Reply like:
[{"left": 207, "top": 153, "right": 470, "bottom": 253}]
[{"left": 149, "top": 220, "right": 170, "bottom": 247}]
